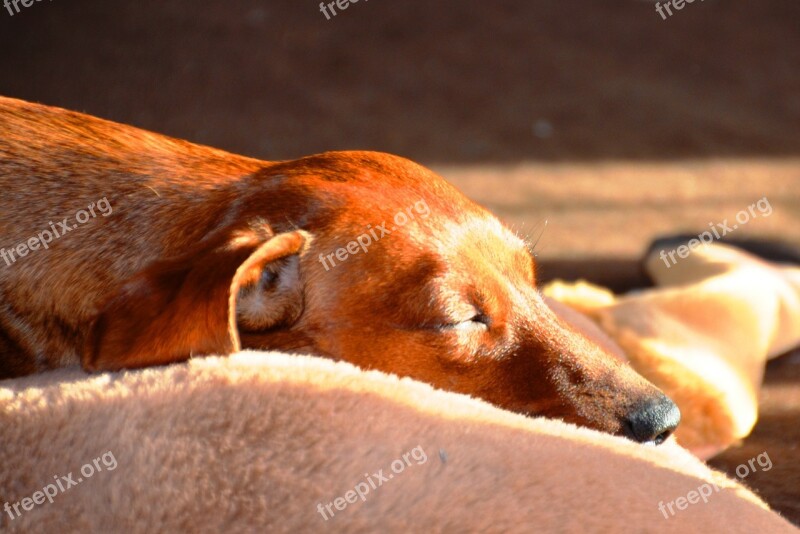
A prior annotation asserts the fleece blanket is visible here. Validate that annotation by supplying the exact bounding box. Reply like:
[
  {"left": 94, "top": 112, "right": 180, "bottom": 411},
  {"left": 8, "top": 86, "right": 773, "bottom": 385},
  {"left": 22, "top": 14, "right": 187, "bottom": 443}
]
[
  {"left": 545, "top": 243, "right": 800, "bottom": 458},
  {"left": 0, "top": 352, "right": 795, "bottom": 533}
]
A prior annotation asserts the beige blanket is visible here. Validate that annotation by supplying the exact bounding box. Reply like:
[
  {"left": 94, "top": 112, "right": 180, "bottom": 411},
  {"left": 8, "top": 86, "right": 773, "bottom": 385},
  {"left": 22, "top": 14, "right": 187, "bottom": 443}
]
[
  {"left": 1, "top": 352, "right": 794, "bottom": 532},
  {"left": 545, "top": 243, "right": 800, "bottom": 458}
]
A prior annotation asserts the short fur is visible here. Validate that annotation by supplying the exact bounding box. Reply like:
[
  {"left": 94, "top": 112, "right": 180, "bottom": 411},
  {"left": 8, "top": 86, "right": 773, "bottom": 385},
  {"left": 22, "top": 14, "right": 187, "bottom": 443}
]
[{"left": 0, "top": 96, "right": 672, "bottom": 440}]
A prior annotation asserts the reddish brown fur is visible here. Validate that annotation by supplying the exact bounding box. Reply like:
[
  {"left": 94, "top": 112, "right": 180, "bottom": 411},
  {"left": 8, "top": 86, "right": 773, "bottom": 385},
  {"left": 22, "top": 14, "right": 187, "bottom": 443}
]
[{"left": 0, "top": 96, "right": 671, "bottom": 439}]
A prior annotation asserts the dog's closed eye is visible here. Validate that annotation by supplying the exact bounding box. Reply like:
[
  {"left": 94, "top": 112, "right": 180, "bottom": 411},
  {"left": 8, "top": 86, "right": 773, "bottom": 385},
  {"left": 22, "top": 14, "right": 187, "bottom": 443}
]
[
  {"left": 441, "top": 313, "right": 490, "bottom": 332},
  {"left": 426, "top": 302, "right": 491, "bottom": 332}
]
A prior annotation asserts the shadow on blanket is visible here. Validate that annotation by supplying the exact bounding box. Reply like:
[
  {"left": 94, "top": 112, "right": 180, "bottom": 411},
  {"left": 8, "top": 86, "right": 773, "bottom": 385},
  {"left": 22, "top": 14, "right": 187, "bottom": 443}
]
[{"left": 0, "top": 351, "right": 795, "bottom": 533}]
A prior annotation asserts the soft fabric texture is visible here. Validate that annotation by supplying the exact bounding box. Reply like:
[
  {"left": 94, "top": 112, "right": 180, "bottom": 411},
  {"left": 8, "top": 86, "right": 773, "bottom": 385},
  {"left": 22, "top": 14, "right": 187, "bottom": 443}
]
[
  {"left": 544, "top": 243, "right": 800, "bottom": 458},
  {"left": 1, "top": 352, "right": 794, "bottom": 533}
]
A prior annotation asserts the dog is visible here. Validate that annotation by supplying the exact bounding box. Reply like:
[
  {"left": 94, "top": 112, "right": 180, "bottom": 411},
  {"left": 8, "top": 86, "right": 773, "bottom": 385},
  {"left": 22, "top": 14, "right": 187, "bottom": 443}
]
[{"left": 0, "top": 96, "right": 679, "bottom": 444}]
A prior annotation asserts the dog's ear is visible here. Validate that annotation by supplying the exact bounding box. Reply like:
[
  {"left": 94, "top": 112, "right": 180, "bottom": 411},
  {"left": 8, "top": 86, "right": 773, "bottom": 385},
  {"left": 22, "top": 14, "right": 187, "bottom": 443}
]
[{"left": 83, "top": 230, "right": 310, "bottom": 372}]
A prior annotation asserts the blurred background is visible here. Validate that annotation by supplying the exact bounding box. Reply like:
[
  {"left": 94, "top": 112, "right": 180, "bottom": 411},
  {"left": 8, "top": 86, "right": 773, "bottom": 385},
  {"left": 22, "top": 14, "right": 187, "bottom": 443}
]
[
  {"left": 1, "top": 0, "right": 798, "bottom": 522},
  {"left": 1, "top": 1, "right": 798, "bottom": 283}
]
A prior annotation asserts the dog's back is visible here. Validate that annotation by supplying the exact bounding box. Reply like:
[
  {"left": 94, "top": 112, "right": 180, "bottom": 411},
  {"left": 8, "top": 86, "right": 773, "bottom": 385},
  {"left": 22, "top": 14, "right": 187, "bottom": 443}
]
[{"left": 0, "top": 97, "right": 264, "bottom": 376}]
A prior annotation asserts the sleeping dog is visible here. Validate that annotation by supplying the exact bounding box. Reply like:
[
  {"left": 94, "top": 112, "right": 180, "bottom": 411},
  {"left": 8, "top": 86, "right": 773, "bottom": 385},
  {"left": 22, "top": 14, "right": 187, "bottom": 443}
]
[{"left": 0, "top": 96, "right": 679, "bottom": 444}]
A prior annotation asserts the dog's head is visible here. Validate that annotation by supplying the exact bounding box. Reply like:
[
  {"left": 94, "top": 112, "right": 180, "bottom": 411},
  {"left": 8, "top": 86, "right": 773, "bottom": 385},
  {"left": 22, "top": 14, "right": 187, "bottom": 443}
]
[{"left": 86, "top": 151, "right": 679, "bottom": 444}]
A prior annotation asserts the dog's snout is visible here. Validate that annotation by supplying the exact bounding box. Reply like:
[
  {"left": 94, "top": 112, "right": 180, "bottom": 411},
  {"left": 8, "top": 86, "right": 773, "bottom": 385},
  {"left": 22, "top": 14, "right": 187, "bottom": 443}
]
[{"left": 623, "top": 394, "right": 681, "bottom": 445}]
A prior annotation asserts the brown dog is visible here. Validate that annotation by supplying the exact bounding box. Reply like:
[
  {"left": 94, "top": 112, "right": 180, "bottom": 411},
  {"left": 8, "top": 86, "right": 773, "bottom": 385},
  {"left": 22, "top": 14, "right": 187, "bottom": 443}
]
[{"left": 0, "top": 96, "right": 679, "bottom": 444}]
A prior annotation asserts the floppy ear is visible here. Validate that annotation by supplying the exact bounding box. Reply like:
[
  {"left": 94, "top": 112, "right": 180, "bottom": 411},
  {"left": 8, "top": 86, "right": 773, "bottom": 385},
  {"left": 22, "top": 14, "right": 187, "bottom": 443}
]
[{"left": 83, "top": 230, "right": 309, "bottom": 372}]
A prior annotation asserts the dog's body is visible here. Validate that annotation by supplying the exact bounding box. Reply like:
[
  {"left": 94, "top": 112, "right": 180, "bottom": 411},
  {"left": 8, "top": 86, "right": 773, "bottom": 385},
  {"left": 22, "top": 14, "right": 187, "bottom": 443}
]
[
  {"left": 0, "top": 96, "right": 679, "bottom": 443},
  {"left": 0, "top": 98, "right": 269, "bottom": 375}
]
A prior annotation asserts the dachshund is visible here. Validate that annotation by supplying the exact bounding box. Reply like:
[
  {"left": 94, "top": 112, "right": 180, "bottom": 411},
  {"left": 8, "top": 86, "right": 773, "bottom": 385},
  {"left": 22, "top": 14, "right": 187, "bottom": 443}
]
[{"left": 0, "top": 96, "right": 679, "bottom": 444}]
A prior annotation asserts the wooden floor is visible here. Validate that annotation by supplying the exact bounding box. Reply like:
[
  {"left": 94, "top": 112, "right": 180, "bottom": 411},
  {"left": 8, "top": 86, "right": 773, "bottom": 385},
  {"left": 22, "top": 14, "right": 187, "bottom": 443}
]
[{"left": 708, "top": 351, "right": 800, "bottom": 526}]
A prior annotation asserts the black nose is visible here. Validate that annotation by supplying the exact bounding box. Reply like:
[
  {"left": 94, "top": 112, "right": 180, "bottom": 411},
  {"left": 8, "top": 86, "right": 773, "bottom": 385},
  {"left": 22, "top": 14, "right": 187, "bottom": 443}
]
[{"left": 623, "top": 394, "right": 681, "bottom": 444}]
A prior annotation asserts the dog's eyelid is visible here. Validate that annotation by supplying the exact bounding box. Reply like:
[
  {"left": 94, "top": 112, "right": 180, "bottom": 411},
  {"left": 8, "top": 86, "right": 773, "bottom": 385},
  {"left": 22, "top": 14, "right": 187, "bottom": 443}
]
[
  {"left": 471, "top": 313, "right": 491, "bottom": 326},
  {"left": 447, "top": 316, "right": 489, "bottom": 333},
  {"left": 434, "top": 310, "right": 490, "bottom": 332}
]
